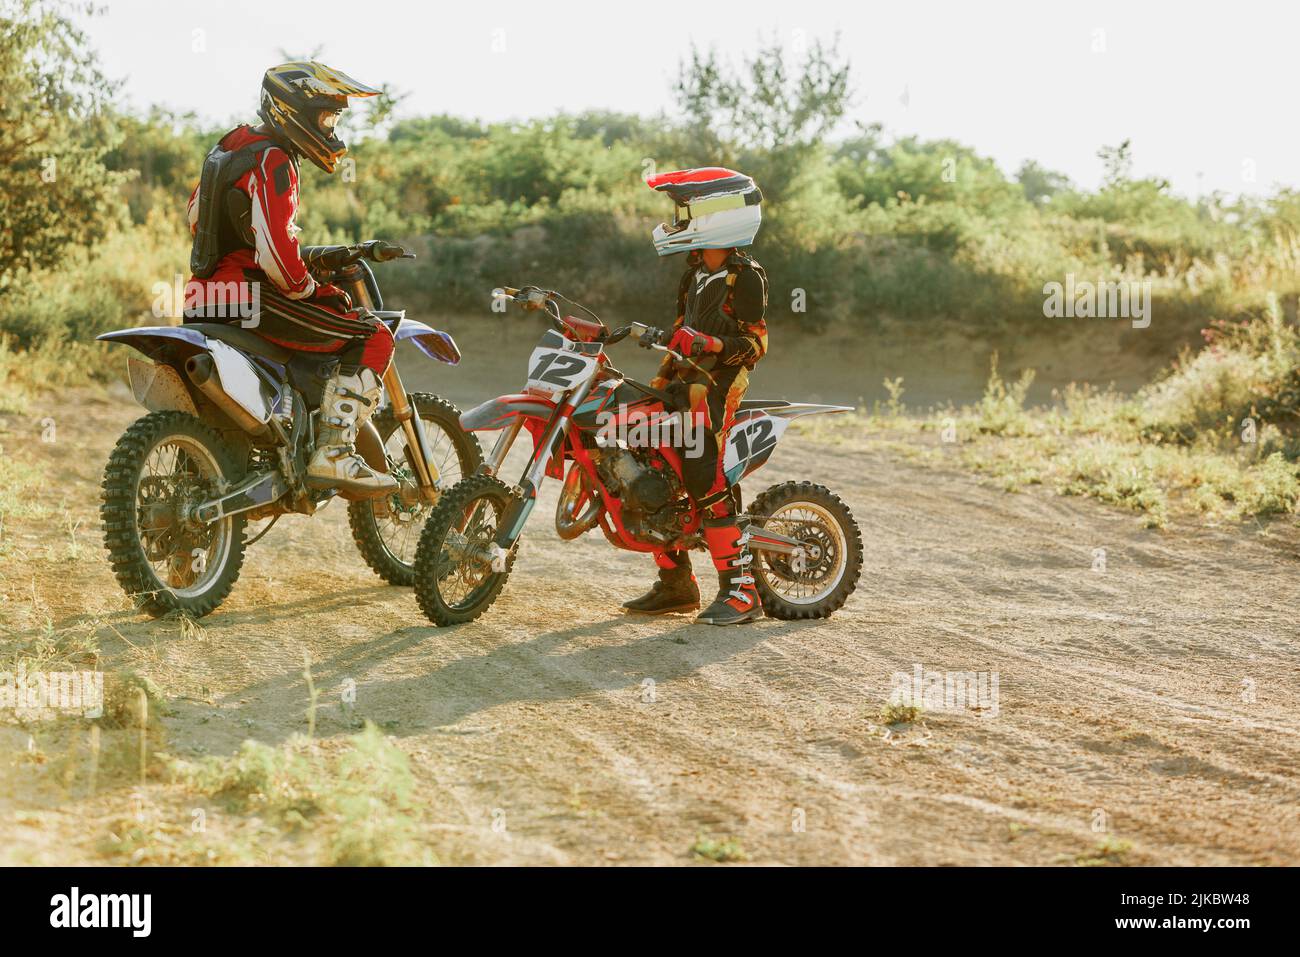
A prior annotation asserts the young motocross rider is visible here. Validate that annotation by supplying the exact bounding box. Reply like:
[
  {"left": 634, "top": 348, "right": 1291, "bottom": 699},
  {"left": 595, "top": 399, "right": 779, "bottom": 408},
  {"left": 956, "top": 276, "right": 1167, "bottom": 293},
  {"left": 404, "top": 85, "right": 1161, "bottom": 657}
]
[
  {"left": 623, "top": 168, "right": 769, "bottom": 626},
  {"left": 184, "top": 62, "right": 396, "bottom": 497}
]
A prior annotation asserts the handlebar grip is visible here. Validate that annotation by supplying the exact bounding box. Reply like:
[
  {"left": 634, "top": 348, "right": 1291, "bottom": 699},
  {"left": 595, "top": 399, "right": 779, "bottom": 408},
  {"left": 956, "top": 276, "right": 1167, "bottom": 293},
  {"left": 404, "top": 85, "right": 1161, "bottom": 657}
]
[
  {"left": 371, "top": 240, "right": 414, "bottom": 262},
  {"left": 638, "top": 326, "right": 667, "bottom": 348}
]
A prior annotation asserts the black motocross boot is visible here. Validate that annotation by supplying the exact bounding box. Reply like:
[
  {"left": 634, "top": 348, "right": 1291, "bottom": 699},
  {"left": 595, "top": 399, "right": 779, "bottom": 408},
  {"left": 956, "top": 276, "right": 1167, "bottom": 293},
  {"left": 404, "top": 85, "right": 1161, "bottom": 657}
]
[
  {"left": 622, "top": 551, "right": 701, "bottom": 614},
  {"left": 696, "top": 522, "right": 763, "bottom": 625}
]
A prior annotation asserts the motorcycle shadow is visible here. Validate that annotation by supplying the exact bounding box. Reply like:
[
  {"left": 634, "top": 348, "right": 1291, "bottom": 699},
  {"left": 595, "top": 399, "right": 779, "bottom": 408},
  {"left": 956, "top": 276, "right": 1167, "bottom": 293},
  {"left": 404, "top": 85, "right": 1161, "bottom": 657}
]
[
  {"left": 194, "top": 613, "right": 828, "bottom": 753},
  {"left": 18, "top": 585, "right": 399, "bottom": 652}
]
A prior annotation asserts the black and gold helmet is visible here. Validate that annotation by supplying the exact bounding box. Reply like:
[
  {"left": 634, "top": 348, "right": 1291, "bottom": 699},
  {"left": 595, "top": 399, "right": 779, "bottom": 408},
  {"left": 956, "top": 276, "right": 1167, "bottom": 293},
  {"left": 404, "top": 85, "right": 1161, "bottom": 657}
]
[{"left": 258, "top": 61, "right": 380, "bottom": 173}]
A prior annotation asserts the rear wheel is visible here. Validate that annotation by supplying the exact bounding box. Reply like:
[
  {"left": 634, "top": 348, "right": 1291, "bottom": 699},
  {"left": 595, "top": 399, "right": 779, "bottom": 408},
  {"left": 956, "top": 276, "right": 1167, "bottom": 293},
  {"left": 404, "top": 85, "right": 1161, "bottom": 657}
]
[
  {"left": 101, "top": 412, "right": 248, "bottom": 618},
  {"left": 348, "top": 393, "right": 481, "bottom": 585},
  {"left": 412, "top": 475, "right": 517, "bottom": 626},
  {"left": 746, "top": 481, "right": 862, "bottom": 620}
]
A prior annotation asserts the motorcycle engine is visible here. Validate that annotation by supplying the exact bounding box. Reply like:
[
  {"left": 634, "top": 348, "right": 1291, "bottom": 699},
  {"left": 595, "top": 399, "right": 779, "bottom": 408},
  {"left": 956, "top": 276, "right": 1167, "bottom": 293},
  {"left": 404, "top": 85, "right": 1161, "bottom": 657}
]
[{"left": 593, "top": 448, "right": 682, "bottom": 543}]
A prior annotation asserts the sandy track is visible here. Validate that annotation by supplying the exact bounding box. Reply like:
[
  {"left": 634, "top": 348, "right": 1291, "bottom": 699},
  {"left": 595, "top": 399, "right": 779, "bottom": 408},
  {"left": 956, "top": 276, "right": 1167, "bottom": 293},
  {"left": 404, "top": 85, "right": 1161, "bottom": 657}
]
[{"left": 3, "top": 366, "right": 1300, "bottom": 865}]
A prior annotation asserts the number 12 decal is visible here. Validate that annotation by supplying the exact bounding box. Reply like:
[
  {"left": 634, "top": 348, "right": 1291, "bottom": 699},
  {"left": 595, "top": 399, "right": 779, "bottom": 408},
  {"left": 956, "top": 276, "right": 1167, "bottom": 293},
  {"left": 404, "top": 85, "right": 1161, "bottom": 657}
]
[
  {"left": 526, "top": 349, "right": 594, "bottom": 392},
  {"left": 723, "top": 414, "right": 788, "bottom": 477}
]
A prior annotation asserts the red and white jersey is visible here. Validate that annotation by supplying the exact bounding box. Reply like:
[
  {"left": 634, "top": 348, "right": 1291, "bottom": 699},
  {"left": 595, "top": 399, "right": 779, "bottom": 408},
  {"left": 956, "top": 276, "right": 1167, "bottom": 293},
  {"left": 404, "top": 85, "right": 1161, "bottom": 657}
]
[{"left": 186, "top": 125, "right": 317, "bottom": 304}]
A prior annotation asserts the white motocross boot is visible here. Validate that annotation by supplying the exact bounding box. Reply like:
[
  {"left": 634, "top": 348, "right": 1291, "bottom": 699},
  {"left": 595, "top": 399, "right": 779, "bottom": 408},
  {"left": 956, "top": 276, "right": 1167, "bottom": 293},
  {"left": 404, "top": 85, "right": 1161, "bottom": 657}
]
[{"left": 306, "top": 367, "right": 399, "bottom": 498}]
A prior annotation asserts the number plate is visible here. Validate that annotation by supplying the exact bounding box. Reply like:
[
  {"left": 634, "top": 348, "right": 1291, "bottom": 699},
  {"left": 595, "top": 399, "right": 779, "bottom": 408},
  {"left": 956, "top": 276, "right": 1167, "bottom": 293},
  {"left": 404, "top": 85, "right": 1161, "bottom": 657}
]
[
  {"left": 525, "top": 343, "right": 598, "bottom": 397},
  {"left": 723, "top": 413, "right": 789, "bottom": 478}
]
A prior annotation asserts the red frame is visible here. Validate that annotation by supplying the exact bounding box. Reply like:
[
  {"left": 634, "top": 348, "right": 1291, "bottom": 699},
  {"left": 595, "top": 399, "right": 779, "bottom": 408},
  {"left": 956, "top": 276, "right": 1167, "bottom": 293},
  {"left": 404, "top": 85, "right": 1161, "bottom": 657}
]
[{"left": 528, "top": 316, "right": 706, "bottom": 553}]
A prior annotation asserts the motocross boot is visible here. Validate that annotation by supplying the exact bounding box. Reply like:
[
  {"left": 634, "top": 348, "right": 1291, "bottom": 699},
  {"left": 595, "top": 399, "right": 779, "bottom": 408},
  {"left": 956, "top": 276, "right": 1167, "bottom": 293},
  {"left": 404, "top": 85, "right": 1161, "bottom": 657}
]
[
  {"left": 306, "top": 367, "right": 399, "bottom": 498},
  {"left": 623, "top": 550, "right": 701, "bottom": 614},
  {"left": 697, "top": 521, "right": 763, "bottom": 625}
]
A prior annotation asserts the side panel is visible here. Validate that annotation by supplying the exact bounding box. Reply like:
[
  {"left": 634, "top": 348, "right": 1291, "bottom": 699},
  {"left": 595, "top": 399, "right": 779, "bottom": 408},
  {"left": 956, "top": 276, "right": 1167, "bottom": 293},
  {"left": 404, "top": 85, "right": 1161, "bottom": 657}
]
[
  {"left": 207, "top": 339, "right": 276, "bottom": 424},
  {"left": 723, "top": 410, "right": 791, "bottom": 484}
]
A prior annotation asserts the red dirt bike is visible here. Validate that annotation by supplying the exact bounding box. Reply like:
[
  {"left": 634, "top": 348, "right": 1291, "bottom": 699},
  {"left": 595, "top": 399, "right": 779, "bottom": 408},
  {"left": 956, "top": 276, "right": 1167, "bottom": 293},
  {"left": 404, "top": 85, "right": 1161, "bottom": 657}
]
[{"left": 411, "top": 285, "right": 863, "bottom": 626}]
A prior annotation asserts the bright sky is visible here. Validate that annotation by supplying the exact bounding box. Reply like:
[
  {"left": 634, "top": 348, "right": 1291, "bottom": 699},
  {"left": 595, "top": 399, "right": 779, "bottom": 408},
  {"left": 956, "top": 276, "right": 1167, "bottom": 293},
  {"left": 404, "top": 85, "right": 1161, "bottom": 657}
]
[{"left": 85, "top": 0, "right": 1297, "bottom": 198}]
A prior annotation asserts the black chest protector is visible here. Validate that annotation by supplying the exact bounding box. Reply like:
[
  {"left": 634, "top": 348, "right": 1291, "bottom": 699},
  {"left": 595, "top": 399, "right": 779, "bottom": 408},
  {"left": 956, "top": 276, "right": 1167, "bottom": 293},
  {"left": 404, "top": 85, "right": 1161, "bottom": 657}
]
[
  {"left": 677, "top": 250, "right": 767, "bottom": 341},
  {"left": 189, "top": 129, "right": 291, "bottom": 279}
]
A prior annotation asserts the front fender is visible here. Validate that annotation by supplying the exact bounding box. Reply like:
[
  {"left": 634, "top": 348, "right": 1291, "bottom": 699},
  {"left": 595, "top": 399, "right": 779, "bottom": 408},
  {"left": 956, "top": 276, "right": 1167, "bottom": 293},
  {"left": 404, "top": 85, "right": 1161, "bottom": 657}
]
[
  {"left": 391, "top": 316, "right": 461, "bottom": 365},
  {"left": 460, "top": 393, "right": 556, "bottom": 432}
]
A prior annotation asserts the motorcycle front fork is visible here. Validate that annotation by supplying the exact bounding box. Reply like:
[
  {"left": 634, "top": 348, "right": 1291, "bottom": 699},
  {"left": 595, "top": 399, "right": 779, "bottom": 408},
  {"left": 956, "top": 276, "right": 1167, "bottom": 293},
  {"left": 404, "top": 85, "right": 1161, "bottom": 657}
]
[
  {"left": 344, "top": 272, "right": 442, "bottom": 504},
  {"left": 488, "top": 386, "right": 587, "bottom": 552},
  {"left": 382, "top": 363, "right": 441, "bottom": 504}
]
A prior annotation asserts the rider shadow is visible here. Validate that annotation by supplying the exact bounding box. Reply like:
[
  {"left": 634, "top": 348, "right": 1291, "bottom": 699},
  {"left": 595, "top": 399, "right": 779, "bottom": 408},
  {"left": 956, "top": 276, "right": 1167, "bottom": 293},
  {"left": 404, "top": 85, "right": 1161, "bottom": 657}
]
[{"left": 204, "top": 613, "right": 824, "bottom": 750}]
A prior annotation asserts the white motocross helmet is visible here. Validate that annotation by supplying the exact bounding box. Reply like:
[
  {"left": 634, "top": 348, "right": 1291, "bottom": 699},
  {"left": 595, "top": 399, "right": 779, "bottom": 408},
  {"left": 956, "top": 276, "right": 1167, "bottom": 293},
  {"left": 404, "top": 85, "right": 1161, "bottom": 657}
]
[{"left": 646, "top": 167, "right": 762, "bottom": 256}]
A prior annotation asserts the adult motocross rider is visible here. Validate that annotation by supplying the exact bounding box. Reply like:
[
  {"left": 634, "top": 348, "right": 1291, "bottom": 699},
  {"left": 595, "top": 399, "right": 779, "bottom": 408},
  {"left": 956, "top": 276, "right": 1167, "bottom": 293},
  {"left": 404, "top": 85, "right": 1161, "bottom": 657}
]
[
  {"left": 183, "top": 61, "right": 395, "bottom": 497},
  {"left": 623, "top": 168, "right": 769, "bottom": 626}
]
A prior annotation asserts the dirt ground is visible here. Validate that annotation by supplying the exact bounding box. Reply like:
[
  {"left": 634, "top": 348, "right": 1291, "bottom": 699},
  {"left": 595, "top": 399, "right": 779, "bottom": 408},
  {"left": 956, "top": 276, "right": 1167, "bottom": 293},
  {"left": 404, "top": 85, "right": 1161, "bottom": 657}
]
[{"left": 2, "top": 319, "right": 1299, "bottom": 865}]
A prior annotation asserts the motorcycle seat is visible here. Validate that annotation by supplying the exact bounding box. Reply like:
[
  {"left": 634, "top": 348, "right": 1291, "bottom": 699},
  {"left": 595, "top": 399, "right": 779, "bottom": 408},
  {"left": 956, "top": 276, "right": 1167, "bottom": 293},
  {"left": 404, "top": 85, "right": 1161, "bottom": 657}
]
[
  {"left": 186, "top": 323, "right": 295, "bottom": 364},
  {"left": 737, "top": 398, "right": 790, "bottom": 412}
]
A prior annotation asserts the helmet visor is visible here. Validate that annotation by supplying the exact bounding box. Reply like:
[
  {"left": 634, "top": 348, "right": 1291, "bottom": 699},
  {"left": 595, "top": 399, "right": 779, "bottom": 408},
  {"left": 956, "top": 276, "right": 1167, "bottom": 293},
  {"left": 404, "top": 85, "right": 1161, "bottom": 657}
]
[
  {"left": 659, "top": 204, "right": 691, "bottom": 235},
  {"left": 660, "top": 193, "right": 752, "bottom": 236}
]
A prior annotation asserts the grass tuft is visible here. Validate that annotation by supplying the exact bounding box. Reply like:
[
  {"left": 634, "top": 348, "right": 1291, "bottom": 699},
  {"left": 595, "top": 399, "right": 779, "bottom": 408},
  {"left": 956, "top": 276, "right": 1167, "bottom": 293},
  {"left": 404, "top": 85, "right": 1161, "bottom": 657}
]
[{"left": 690, "top": 833, "right": 747, "bottom": 863}]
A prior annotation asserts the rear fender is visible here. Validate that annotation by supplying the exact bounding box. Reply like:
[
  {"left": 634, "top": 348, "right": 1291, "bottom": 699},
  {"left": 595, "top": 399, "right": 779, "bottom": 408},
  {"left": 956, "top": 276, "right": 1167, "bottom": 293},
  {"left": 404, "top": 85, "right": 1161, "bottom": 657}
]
[
  {"left": 742, "top": 401, "right": 855, "bottom": 421},
  {"left": 98, "top": 325, "right": 210, "bottom": 363},
  {"left": 99, "top": 325, "right": 282, "bottom": 424},
  {"left": 101, "top": 327, "right": 209, "bottom": 416},
  {"left": 125, "top": 357, "right": 199, "bottom": 416},
  {"left": 722, "top": 403, "right": 854, "bottom": 483}
]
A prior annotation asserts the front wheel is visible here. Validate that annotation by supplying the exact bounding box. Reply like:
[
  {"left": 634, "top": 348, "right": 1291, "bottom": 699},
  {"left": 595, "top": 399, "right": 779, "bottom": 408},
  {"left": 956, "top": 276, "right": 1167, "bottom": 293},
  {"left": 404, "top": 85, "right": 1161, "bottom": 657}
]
[
  {"left": 100, "top": 411, "right": 248, "bottom": 618},
  {"left": 347, "top": 393, "right": 482, "bottom": 585},
  {"left": 746, "top": 481, "right": 862, "bottom": 620},
  {"left": 412, "top": 475, "right": 518, "bottom": 626}
]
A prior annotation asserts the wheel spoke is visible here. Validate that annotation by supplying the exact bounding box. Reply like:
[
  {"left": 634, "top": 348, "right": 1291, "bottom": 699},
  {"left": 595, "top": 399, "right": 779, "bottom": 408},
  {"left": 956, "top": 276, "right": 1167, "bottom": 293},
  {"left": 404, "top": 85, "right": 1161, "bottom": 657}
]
[
  {"left": 136, "top": 436, "right": 231, "bottom": 599},
  {"left": 754, "top": 501, "right": 848, "bottom": 606}
]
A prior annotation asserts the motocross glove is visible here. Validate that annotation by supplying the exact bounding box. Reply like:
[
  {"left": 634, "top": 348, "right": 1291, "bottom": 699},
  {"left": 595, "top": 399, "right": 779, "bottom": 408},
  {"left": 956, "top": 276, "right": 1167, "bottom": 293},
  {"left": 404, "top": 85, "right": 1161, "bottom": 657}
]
[
  {"left": 314, "top": 283, "right": 354, "bottom": 314},
  {"left": 668, "top": 326, "right": 722, "bottom": 358}
]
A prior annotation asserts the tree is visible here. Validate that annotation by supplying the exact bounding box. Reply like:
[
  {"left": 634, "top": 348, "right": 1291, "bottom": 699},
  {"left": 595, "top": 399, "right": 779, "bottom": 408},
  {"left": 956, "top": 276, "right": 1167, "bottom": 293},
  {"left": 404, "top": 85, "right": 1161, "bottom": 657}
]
[
  {"left": 672, "top": 36, "right": 852, "bottom": 202},
  {"left": 1015, "top": 160, "right": 1073, "bottom": 205},
  {"left": 836, "top": 135, "right": 1023, "bottom": 214},
  {"left": 0, "top": 0, "right": 126, "bottom": 293},
  {"left": 1097, "top": 139, "right": 1134, "bottom": 188}
]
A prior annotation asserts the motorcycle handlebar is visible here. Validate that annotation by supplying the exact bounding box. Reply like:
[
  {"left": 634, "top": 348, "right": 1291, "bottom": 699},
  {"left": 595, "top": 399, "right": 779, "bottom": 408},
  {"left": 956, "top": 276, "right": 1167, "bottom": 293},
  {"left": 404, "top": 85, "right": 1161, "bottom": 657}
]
[
  {"left": 490, "top": 288, "right": 705, "bottom": 372},
  {"left": 493, "top": 285, "right": 551, "bottom": 310},
  {"left": 307, "top": 240, "right": 416, "bottom": 273}
]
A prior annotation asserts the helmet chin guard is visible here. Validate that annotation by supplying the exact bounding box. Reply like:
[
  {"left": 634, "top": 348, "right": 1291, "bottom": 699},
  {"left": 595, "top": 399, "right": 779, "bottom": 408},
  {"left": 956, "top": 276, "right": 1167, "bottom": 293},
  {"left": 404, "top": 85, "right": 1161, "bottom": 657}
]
[{"left": 646, "top": 167, "right": 763, "bottom": 256}]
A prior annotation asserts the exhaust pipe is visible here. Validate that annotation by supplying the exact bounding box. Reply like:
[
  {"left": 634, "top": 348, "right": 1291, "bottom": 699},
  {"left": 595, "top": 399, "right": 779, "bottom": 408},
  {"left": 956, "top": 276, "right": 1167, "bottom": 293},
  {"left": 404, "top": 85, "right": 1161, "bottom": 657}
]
[{"left": 185, "top": 354, "right": 269, "bottom": 437}]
